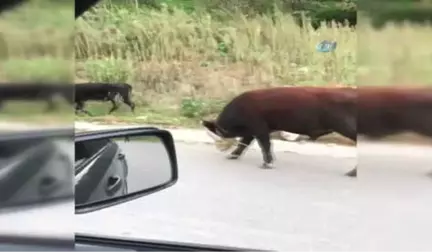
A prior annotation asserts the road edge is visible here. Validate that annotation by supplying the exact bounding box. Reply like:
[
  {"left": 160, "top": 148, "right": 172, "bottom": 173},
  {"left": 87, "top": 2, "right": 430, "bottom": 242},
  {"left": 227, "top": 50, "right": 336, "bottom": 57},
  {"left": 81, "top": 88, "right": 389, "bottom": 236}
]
[{"left": 74, "top": 121, "right": 357, "bottom": 158}]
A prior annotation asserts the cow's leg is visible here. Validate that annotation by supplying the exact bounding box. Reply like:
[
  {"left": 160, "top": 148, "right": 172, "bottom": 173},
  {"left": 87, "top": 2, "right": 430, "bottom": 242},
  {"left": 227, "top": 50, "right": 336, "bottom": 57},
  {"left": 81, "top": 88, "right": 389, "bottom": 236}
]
[
  {"left": 409, "top": 117, "right": 432, "bottom": 178},
  {"left": 308, "top": 129, "right": 334, "bottom": 141},
  {"left": 411, "top": 116, "right": 432, "bottom": 138},
  {"left": 107, "top": 98, "right": 119, "bottom": 114},
  {"left": 255, "top": 133, "right": 274, "bottom": 169},
  {"left": 246, "top": 119, "right": 274, "bottom": 169},
  {"left": 345, "top": 167, "right": 357, "bottom": 177},
  {"left": 227, "top": 136, "right": 254, "bottom": 160},
  {"left": 331, "top": 114, "right": 357, "bottom": 177}
]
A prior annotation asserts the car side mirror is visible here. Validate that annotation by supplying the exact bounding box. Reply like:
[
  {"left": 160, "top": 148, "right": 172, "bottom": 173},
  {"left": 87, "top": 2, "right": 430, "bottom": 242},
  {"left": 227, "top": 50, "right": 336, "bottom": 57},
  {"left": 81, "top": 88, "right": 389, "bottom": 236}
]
[{"left": 74, "top": 127, "right": 179, "bottom": 214}]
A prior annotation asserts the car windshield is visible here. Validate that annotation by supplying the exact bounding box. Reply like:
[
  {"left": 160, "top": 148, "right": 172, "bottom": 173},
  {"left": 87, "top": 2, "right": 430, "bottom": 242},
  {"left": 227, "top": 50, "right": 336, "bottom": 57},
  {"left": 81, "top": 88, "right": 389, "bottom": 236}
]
[{"left": 71, "top": 0, "right": 432, "bottom": 251}]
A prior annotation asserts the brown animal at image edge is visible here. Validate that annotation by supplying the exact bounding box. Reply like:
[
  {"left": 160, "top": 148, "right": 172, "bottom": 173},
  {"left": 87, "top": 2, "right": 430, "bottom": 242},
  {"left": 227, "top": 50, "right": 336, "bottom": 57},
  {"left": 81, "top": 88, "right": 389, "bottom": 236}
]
[
  {"left": 202, "top": 86, "right": 357, "bottom": 177},
  {"left": 202, "top": 86, "right": 432, "bottom": 178}
]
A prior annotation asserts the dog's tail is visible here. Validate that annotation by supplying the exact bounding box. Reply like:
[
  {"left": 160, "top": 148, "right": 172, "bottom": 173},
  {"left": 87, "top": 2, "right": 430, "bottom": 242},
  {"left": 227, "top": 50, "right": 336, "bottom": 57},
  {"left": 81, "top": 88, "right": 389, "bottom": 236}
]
[
  {"left": 118, "top": 83, "right": 132, "bottom": 100},
  {"left": 124, "top": 83, "right": 133, "bottom": 97}
]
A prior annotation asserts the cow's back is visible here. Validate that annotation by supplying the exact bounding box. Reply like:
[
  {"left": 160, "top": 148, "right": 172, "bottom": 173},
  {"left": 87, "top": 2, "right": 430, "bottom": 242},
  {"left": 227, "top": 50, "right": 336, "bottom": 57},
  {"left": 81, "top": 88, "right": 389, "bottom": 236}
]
[
  {"left": 358, "top": 86, "right": 432, "bottom": 137},
  {"left": 218, "top": 86, "right": 356, "bottom": 135}
]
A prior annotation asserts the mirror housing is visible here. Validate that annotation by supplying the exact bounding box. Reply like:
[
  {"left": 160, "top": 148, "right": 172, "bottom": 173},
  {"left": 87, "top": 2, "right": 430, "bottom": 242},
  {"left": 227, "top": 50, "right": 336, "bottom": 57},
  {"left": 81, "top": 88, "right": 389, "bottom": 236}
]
[{"left": 74, "top": 127, "right": 178, "bottom": 214}]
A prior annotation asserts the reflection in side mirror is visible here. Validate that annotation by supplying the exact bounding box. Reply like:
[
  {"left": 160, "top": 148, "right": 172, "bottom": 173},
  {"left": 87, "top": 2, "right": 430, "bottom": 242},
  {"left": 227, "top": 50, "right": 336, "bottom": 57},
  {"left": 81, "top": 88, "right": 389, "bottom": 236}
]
[
  {"left": 74, "top": 128, "right": 178, "bottom": 214},
  {"left": 0, "top": 129, "right": 74, "bottom": 211}
]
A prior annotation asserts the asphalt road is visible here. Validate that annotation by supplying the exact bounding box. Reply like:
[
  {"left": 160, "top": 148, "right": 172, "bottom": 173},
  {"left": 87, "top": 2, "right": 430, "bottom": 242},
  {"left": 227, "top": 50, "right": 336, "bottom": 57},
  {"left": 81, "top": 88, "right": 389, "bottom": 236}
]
[{"left": 75, "top": 141, "right": 432, "bottom": 251}]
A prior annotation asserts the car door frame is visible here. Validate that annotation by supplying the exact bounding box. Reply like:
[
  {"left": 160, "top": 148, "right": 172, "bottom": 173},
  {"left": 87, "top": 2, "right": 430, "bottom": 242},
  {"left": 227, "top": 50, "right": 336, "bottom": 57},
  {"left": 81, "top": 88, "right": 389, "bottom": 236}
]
[
  {"left": 75, "top": 233, "right": 265, "bottom": 251},
  {"left": 0, "top": 128, "right": 74, "bottom": 211},
  {"left": 0, "top": 234, "right": 73, "bottom": 251}
]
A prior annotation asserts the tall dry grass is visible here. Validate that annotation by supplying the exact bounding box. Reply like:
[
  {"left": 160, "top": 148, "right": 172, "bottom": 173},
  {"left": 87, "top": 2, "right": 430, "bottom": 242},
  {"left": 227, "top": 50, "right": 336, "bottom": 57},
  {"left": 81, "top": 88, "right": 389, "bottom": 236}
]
[
  {"left": 357, "top": 14, "right": 432, "bottom": 86},
  {"left": 0, "top": 3, "right": 74, "bottom": 82},
  {"left": 75, "top": 4, "right": 357, "bottom": 109},
  {"left": 0, "top": 2, "right": 74, "bottom": 124},
  {"left": 74, "top": 5, "right": 432, "bottom": 122}
]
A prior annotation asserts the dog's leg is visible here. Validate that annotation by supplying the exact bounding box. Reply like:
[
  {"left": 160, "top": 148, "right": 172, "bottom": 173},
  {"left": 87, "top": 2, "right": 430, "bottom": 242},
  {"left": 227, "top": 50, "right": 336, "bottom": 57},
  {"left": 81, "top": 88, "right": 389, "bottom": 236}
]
[
  {"left": 75, "top": 101, "right": 82, "bottom": 115},
  {"left": 108, "top": 98, "right": 119, "bottom": 114},
  {"left": 76, "top": 101, "right": 92, "bottom": 116},
  {"left": 45, "top": 96, "right": 57, "bottom": 112},
  {"left": 75, "top": 103, "right": 85, "bottom": 115},
  {"left": 119, "top": 93, "right": 136, "bottom": 113},
  {"left": 124, "top": 99, "right": 135, "bottom": 113},
  {"left": 82, "top": 108, "right": 92, "bottom": 116},
  {"left": 227, "top": 136, "right": 254, "bottom": 160}
]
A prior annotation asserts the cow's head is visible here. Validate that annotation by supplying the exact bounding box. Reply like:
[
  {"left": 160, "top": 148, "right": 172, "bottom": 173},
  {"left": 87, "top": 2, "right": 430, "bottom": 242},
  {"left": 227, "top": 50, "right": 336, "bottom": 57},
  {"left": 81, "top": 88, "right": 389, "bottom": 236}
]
[
  {"left": 201, "top": 120, "right": 224, "bottom": 138},
  {"left": 201, "top": 119, "right": 237, "bottom": 152}
]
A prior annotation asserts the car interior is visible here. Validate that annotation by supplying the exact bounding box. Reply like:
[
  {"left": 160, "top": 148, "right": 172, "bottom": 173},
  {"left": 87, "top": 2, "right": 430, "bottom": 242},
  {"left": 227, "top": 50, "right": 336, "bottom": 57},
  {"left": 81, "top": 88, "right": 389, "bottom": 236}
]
[{"left": 0, "top": 128, "right": 258, "bottom": 251}]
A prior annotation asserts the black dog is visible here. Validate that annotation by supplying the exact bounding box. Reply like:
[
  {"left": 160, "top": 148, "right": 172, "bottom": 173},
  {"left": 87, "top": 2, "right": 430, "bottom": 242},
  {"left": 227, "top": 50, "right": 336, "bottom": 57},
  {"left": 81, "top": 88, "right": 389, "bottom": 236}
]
[
  {"left": 74, "top": 82, "right": 136, "bottom": 116},
  {"left": 0, "top": 83, "right": 74, "bottom": 112}
]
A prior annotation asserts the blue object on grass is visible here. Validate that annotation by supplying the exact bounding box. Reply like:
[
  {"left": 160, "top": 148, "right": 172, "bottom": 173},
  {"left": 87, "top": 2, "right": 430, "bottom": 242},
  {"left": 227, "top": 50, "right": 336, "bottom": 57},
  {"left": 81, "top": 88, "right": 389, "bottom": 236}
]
[{"left": 316, "top": 40, "right": 337, "bottom": 53}]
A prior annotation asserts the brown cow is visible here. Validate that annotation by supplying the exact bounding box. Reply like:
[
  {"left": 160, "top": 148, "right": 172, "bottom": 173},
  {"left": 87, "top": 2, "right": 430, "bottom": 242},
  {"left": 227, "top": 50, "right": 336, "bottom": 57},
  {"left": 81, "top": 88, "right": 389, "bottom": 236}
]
[
  {"left": 202, "top": 86, "right": 357, "bottom": 177},
  {"left": 354, "top": 86, "right": 432, "bottom": 177},
  {"left": 358, "top": 86, "right": 432, "bottom": 139},
  {"left": 203, "top": 86, "right": 432, "bottom": 178}
]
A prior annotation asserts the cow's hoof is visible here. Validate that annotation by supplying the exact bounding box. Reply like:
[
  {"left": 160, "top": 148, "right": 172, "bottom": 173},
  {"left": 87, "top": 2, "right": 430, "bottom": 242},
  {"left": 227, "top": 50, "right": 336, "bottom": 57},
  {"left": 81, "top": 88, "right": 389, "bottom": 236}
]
[
  {"left": 226, "top": 154, "right": 240, "bottom": 160},
  {"left": 260, "top": 163, "right": 274, "bottom": 169},
  {"left": 345, "top": 169, "right": 357, "bottom": 177}
]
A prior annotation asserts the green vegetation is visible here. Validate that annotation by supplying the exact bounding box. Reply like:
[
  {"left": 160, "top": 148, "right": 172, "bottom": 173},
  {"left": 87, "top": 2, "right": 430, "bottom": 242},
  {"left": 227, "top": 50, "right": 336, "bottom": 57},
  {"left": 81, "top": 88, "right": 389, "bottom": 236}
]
[
  {"left": 0, "top": 1, "right": 74, "bottom": 124},
  {"left": 0, "top": 1, "right": 74, "bottom": 81},
  {"left": 2, "top": 0, "right": 431, "bottom": 128},
  {"left": 75, "top": 1, "right": 356, "bottom": 126},
  {"left": 74, "top": 0, "right": 431, "bottom": 127}
]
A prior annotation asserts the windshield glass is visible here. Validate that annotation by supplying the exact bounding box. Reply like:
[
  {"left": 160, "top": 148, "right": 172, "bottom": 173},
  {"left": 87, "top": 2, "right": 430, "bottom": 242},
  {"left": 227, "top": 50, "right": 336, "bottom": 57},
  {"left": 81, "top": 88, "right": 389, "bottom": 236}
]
[{"left": 74, "top": 0, "right": 432, "bottom": 251}]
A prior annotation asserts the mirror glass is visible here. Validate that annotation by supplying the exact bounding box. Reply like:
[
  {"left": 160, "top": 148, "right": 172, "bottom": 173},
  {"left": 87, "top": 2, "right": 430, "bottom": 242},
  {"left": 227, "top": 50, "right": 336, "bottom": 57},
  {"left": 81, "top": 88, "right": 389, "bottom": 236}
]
[
  {"left": 0, "top": 131, "right": 74, "bottom": 211},
  {"left": 74, "top": 135, "right": 173, "bottom": 206}
]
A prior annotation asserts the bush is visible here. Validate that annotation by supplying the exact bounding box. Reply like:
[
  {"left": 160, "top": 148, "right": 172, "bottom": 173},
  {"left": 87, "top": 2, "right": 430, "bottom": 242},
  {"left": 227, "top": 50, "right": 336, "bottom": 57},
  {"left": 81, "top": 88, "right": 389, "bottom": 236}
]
[
  {"left": 368, "top": 5, "right": 432, "bottom": 29},
  {"left": 0, "top": 58, "right": 72, "bottom": 82},
  {"left": 83, "top": 59, "right": 134, "bottom": 83}
]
